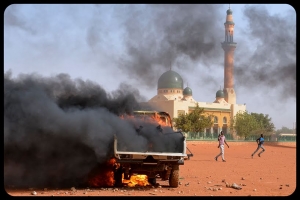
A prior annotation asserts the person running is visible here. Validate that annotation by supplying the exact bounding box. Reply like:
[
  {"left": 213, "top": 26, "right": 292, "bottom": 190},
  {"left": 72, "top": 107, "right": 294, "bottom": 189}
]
[
  {"left": 215, "top": 131, "right": 229, "bottom": 162},
  {"left": 251, "top": 133, "right": 265, "bottom": 158}
]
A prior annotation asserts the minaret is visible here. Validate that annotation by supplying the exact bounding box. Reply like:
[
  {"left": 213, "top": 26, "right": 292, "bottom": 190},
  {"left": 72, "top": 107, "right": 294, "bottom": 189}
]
[{"left": 221, "top": 6, "right": 236, "bottom": 104}]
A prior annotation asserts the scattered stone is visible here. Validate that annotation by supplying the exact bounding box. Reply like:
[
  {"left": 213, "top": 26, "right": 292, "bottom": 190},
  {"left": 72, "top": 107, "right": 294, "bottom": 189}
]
[
  {"left": 241, "top": 177, "right": 245, "bottom": 180},
  {"left": 222, "top": 179, "right": 226, "bottom": 182},
  {"left": 231, "top": 183, "right": 242, "bottom": 190},
  {"left": 253, "top": 189, "right": 256, "bottom": 191},
  {"left": 207, "top": 181, "right": 211, "bottom": 184},
  {"left": 286, "top": 184, "right": 290, "bottom": 187},
  {"left": 279, "top": 187, "right": 282, "bottom": 189},
  {"left": 218, "top": 187, "right": 222, "bottom": 190},
  {"left": 31, "top": 191, "right": 37, "bottom": 195}
]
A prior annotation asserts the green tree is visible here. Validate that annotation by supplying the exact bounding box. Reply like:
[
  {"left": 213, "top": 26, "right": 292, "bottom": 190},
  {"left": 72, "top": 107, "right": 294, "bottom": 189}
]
[
  {"left": 230, "top": 111, "right": 260, "bottom": 139},
  {"left": 173, "top": 112, "right": 192, "bottom": 133},
  {"left": 250, "top": 113, "right": 275, "bottom": 136},
  {"left": 276, "top": 126, "right": 294, "bottom": 134},
  {"left": 173, "top": 103, "right": 213, "bottom": 134},
  {"left": 231, "top": 111, "right": 276, "bottom": 139}
]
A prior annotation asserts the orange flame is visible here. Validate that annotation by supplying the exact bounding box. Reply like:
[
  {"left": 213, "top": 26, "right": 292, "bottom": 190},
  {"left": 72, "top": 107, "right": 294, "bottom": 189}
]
[
  {"left": 87, "top": 157, "right": 151, "bottom": 188},
  {"left": 120, "top": 113, "right": 170, "bottom": 128},
  {"left": 123, "top": 174, "right": 150, "bottom": 187},
  {"left": 151, "top": 113, "right": 169, "bottom": 127},
  {"left": 87, "top": 158, "right": 117, "bottom": 187}
]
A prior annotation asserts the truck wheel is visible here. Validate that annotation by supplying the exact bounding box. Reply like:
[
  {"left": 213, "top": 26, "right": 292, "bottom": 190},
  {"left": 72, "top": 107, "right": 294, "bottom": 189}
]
[
  {"left": 169, "top": 165, "right": 179, "bottom": 188},
  {"left": 148, "top": 177, "right": 156, "bottom": 185},
  {"left": 114, "top": 168, "right": 123, "bottom": 187}
]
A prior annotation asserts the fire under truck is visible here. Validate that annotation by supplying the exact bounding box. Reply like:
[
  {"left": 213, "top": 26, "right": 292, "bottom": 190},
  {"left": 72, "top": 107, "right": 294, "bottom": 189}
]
[{"left": 113, "top": 111, "right": 193, "bottom": 188}]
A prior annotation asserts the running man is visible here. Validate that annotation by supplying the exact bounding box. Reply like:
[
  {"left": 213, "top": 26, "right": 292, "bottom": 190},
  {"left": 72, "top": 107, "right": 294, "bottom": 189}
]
[
  {"left": 215, "top": 131, "right": 229, "bottom": 162},
  {"left": 251, "top": 133, "right": 265, "bottom": 158}
]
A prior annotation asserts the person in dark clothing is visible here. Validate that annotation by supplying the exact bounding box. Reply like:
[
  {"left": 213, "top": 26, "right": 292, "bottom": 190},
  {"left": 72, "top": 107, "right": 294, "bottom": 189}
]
[{"left": 251, "top": 133, "right": 265, "bottom": 158}]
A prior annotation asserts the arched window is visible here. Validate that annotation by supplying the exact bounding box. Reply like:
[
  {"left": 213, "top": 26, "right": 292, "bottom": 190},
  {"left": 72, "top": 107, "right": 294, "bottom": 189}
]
[
  {"left": 223, "top": 117, "right": 227, "bottom": 124},
  {"left": 214, "top": 116, "right": 218, "bottom": 124}
]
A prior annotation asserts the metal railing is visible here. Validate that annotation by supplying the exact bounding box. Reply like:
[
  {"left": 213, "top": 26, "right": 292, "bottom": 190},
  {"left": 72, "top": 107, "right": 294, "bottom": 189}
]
[{"left": 184, "top": 132, "right": 296, "bottom": 142}]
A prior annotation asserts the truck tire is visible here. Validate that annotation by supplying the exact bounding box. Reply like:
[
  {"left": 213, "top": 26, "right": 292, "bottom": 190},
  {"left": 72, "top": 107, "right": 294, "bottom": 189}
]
[
  {"left": 114, "top": 168, "right": 123, "bottom": 187},
  {"left": 148, "top": 177, "right": 156, "bottom": 185},
  {"left": 169, "top": 165, "right": 179, "bottom": 188}
]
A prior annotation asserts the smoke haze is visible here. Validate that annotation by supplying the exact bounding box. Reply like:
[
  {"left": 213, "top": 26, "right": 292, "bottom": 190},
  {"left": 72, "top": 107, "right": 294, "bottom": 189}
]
[{"left": 3, "top": 3, "right": 296, "bottom": 187}]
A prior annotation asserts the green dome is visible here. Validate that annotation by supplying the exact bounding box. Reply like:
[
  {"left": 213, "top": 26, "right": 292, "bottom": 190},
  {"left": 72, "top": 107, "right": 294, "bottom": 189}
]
[
  {"left": 157, "top": 70, "right": 183, "bottom": 89},
  {"left": 183, "top": 87, "right": 192, "bottom": 96},
  {"left": 216, "top": 89, "right": 224, "bottom": 98},
  {"left": 227, "top": 9, "right": 232, "bottom": 15}
]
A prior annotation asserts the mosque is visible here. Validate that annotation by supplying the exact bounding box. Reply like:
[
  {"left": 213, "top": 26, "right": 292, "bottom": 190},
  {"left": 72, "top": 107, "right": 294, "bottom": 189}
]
[{"left": 140, "top": 7, "right": 246, "bottom": 137}]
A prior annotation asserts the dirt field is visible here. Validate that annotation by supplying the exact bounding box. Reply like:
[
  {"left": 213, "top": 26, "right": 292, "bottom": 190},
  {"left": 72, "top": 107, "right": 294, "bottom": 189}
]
[{"left": 5, "top": 141, "right": 296, "bottom": 197}]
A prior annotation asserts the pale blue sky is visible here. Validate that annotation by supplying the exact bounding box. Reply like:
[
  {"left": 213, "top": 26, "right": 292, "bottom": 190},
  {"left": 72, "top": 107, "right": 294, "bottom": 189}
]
[{"left": 4, "top": 4, "right": 296, "bottom": 130}]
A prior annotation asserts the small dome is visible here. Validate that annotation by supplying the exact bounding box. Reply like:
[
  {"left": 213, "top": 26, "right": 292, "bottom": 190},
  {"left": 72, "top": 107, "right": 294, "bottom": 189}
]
[
  {"left": 183, "top": 87, "right": 192, "bottom": 96},
  {"left": 157, "top": 70, "right": 183, "bottom": 89},
  {"left": 227, "top": 9, "right": 232, "bottom": 15},
  {"left": 216, "top": 89, "right": 224, "bottom": 98}
]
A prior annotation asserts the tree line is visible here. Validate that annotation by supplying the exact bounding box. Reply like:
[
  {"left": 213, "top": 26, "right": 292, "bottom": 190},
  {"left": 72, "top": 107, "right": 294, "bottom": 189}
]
[{"left": 172, "top": 103, "right": 292, "bottom": 140}]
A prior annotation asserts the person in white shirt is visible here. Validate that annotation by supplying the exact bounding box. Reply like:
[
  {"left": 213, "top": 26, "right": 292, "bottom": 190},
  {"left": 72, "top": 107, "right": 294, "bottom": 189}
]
[{"left": 214, "top": 131, "right": 229, "bottom": 162}]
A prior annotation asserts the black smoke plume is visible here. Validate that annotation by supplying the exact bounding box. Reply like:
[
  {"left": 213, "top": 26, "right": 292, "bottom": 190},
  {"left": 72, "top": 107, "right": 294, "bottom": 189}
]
[{"left": 4, "top": 71, "right": 181, "bottom": 188}]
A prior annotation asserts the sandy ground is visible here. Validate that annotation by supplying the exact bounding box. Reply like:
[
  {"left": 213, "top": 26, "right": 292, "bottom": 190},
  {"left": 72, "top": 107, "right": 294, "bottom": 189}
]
[{"left": 5, "top": 141, "right": 296, "bottom": 197}]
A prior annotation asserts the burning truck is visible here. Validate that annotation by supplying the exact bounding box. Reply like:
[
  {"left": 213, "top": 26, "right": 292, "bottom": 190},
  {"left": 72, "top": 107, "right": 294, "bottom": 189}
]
[{"left": 112, "top": 111, "right": 188, "bottom": 188}]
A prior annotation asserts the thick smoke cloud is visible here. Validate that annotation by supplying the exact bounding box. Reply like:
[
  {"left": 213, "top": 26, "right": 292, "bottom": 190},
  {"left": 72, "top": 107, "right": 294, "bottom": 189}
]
[
  {"left": 4, "top": 4, "right": 295, "bottom": 102},
  {"left": 110, "top": 4, "right": 295, "bottom": 100},
  {"left": 4, "top": 71, "right": 181, "bottom": 188},
  {"left": 234, "top": 6, "right": 296, "bottom": 100},
  {"left": 115, "top": 4, "right": 224, "bottom": 88}
]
